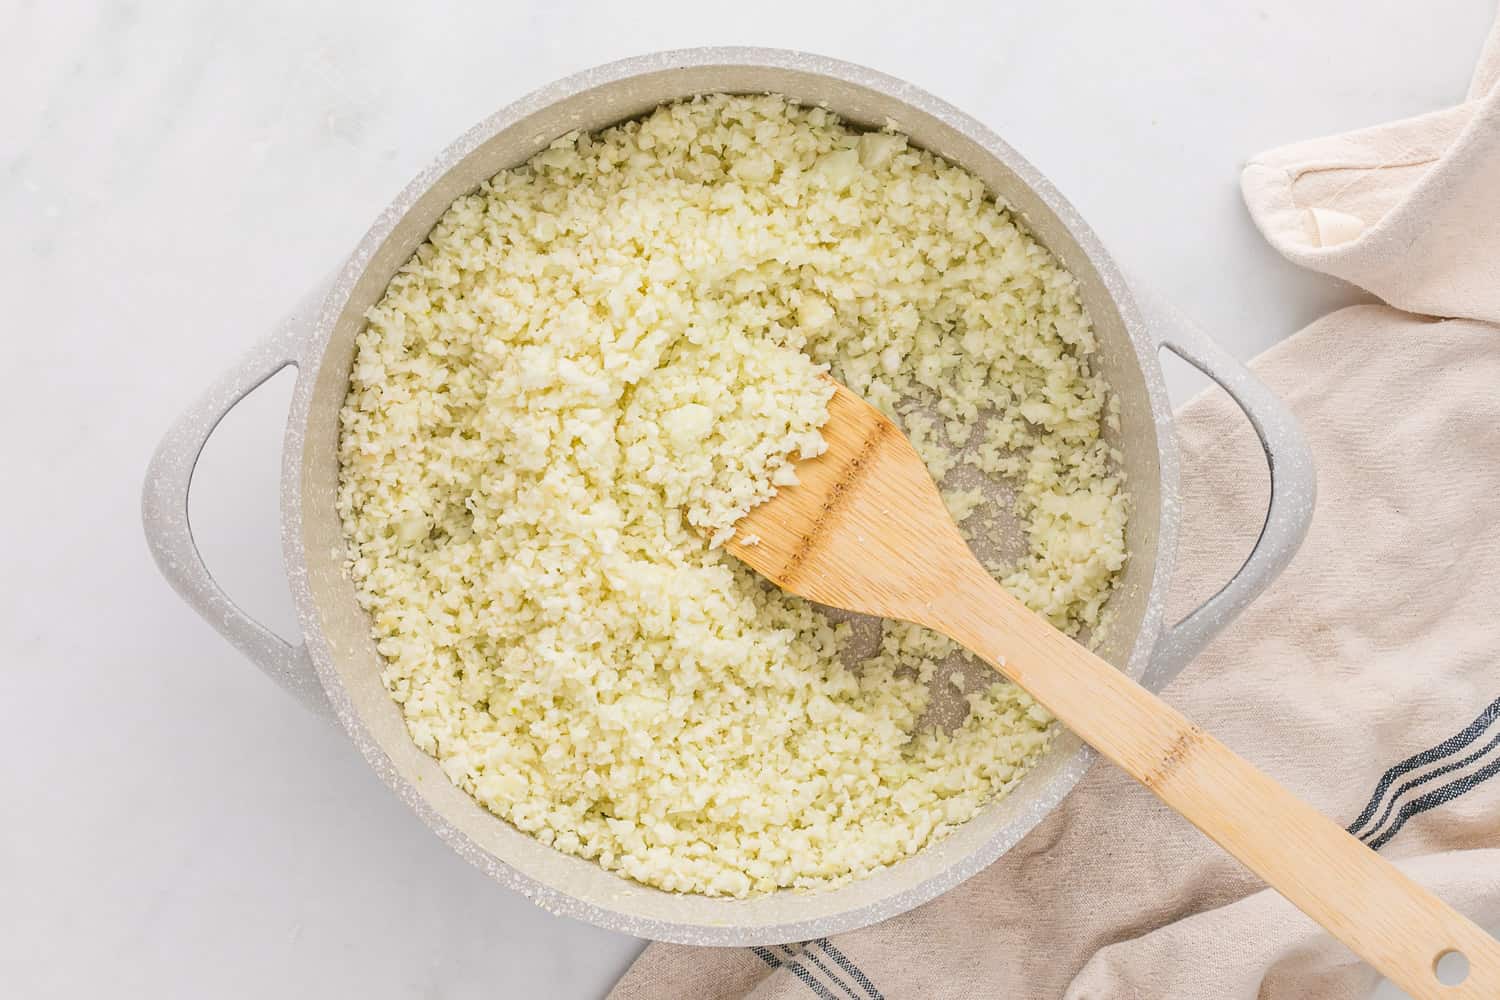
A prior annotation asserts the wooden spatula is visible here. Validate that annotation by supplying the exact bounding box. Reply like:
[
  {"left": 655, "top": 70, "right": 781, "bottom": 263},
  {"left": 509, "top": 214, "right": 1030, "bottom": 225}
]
[{"left": 728, "top": 379, "right": 1499, "bottom": 999}]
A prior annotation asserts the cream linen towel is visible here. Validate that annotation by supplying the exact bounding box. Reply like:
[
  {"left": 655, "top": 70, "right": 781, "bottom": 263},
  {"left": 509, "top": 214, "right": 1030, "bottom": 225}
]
[{"left": 611, "top": 13, "right": 1500, "bottom": 999}]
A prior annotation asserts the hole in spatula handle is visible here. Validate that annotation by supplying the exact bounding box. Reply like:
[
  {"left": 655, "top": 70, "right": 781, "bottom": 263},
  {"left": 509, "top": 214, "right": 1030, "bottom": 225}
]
[{"left": 1435, "top": 948, "right": 1470, "bottom": 987}]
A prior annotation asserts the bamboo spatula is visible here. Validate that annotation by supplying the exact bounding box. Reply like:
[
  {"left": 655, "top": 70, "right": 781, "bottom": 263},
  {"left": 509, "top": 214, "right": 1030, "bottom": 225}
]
[{"left": 727, "top": 379, "right": 1499, "bottom": 999}]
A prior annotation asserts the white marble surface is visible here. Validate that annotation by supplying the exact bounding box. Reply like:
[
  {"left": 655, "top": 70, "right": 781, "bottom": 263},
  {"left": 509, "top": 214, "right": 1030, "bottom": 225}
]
[{"left": 4, "top": 1, "right": 1493, "bottom": 996}]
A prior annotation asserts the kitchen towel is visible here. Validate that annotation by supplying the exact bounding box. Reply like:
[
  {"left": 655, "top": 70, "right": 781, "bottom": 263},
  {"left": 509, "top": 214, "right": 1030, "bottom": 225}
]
[{"left": 611, "top": 10, "right": 1500, "bottom": 1000}]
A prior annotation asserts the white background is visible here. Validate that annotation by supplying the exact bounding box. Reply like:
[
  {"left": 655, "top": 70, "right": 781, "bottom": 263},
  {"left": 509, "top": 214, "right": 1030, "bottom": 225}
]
[{"left": 3, "top": 1, "right": 1494, "bottom": 996}]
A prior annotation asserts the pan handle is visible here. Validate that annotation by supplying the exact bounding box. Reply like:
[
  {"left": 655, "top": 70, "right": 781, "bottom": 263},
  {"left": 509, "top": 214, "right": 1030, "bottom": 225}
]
[
  {"left": 141, "top": 284, "right": 333, "bottom": 717},
  {"left": 1133, "top": 283, "right": 1317, "bottom": 691}
]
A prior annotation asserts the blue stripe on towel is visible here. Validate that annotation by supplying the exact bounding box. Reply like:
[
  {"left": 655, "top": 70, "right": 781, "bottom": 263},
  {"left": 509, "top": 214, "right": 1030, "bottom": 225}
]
[
  {"left": 782, "top": 957, "right": 839, "bottom": 999},
  {"left": 799, "top": 945, "right": 862, "bottom": 1000},
  {"left": 1348, "top": 696, "right": 1500, "bottom": 839},
  {"left": 1367, "top": 753, "right": 1500, "bottom": 850},
  {"left": 817, "top": 939, "right": 884, "bottom": 1000},
  {"left": 1361, "top": 727, "right": 1500, "bottom": 845},
  {"left": 751, "top": 946, "right": 782, "bottom": 969},
  {"left": 750, "top": 943, "right": 852, "bottom": 1000}
]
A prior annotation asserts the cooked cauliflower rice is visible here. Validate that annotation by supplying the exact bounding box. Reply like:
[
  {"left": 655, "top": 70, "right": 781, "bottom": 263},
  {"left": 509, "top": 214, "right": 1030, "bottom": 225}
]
[{"left": 337, "top": 95, "right": 1127, "bottom": 897}]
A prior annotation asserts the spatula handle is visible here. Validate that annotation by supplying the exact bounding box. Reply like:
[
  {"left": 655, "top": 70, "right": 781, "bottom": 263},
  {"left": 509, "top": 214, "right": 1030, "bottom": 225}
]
[{"left": 932, "top": 578, "right": 1500, "bottom": 1000}]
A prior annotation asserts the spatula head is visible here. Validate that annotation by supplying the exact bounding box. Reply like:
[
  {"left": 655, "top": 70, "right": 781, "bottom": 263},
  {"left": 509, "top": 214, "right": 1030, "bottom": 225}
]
[{"left": 726, "top": 380, "right": 977, "bottom": 623}]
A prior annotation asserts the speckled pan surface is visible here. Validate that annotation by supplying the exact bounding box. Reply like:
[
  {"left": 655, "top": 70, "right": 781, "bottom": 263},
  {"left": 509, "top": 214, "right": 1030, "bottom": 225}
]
[{"left": 142, "top": 49, "right": 1316, "bottom": 945}]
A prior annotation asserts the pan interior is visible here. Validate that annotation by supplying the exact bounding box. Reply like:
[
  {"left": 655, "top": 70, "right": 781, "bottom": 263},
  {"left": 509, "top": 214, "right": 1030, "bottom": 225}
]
[{"left": 295, "top": 56, "right": 1167, "bottom": 942}]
